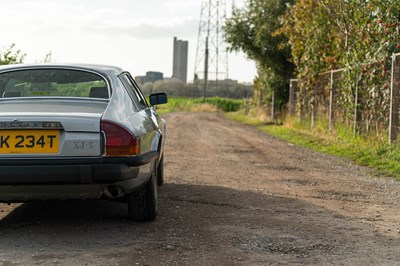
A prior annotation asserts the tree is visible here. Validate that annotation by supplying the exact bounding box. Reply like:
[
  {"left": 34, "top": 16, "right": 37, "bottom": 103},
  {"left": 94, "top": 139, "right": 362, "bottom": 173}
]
[
  {"left": 277, "top": 0, "right": 400, "bottom": 126},
  {"left": 153, "top": 79, "right": 185, "bottom": 96},
  {"left": 224, "top": 0, "right": 294, "bottom": 109},
  {"left": 0, "top": 44, "right": 26, "bottom": 65},
  {"left": 39, "top": 51, "right": 53, "bottom": 63}
]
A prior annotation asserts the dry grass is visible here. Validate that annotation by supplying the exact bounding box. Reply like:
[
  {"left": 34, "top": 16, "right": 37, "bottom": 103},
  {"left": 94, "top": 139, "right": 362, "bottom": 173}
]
[{"left": 190, "top": 103, "right": 219, "bottom": 113}]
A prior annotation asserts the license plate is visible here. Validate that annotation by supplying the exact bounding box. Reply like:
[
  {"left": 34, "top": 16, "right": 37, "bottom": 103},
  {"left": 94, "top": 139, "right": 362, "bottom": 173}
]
[{"left": 0, "top": 130, "right": 60, "bottom": 154}]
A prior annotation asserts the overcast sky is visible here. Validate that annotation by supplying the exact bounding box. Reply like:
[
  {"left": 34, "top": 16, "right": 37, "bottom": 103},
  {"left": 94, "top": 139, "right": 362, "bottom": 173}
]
[{"left": 0, "top": 0, "right": 256, "bottom": 83}]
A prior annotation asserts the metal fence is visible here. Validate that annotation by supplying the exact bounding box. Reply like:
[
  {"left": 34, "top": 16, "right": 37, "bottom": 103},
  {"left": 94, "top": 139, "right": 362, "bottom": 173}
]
[{"left": 289, "top": 52, "right": 400, "bottom": 143}]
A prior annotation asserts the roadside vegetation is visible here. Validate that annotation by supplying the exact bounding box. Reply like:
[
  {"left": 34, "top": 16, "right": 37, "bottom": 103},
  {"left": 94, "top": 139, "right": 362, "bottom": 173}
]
[
  {"left": 155, "top": 97, "right": 243, "bottom": 115},
  {"left": 225, "top": 1, "right": 400, "bottom": 121}
]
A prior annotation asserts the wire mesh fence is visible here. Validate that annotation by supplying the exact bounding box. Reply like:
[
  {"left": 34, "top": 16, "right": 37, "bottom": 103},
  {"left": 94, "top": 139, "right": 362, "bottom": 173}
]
[
  {"left": 289, "top": 53, "right": 400, "bottom": 142},
  {"left": 289, "top": 69, "right": 348, "bottom": 131}
]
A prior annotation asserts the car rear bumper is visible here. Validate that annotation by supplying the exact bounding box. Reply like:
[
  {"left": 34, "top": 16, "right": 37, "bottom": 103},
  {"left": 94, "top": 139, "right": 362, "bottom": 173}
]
[
  {"left": 0, "top": 184, "right": 105, "bottom": 201},
  {"left": 0, "top": 151, "right": 159, "bottom": 185}
]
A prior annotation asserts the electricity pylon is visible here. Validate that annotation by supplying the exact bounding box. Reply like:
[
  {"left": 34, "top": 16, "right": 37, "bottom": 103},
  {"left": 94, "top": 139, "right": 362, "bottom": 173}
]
[{"left": 194, "top": 0, "right": 229, "bottom": 97}]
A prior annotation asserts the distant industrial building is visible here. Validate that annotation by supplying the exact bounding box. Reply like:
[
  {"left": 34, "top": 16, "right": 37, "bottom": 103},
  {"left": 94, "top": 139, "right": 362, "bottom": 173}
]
[
  {"left": 172, "top": 37, "right": 188, "bottom": 84},
  {"left": 135, "top": 71, "right": 164, "bottom": 85},
  {"left": 134, "top": 76, "right": 146, "bottom": 85},
  {"left": 146, "top": 71, "right": 163, "bottom": 83}
]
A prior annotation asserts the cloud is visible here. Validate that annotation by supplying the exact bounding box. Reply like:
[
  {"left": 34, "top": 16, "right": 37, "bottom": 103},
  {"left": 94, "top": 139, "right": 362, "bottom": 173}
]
[
  {"left": 159, "top": 0, "right": 201, "bottom": 13},
  {"left": 82, "top": 17, "right": 199, "bottom": 40},
  {"left": 0, "top": 0, "right": 199, "bottom": 42}
]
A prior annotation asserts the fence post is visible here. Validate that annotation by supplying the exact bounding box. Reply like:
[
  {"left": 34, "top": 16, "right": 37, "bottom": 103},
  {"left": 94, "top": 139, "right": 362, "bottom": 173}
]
[
  {"left": 289, "top": 79, "right": 297, "bottom": 116},
  {"left": 271, "top": 89, "right": 275, "bottom": 121},
  {"left": 353, "top": 74, "right": 359, "bottom": 137},
  {"left": 390, "top": 53, "right": 399, "bottom": 143},
  {"left": 329, "top": 70, "right": 334, "bottom": 131},
  {"left": 311, "top": 83, "right": 316, "bottom": 129},
  {"left": 301, "top": 85, "right": 306, "bottom": 120}
]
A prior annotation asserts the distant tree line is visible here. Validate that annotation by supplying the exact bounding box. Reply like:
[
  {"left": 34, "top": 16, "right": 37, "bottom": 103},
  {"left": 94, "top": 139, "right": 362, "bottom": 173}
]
[{"left": 140, "top": 79, "right": 253, "bottom": 99}]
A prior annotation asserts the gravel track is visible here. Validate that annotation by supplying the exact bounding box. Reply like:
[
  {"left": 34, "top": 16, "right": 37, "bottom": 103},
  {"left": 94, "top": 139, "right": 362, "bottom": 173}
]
[{"left": 1, "top": 112, "right": 400, "bottom": 265}]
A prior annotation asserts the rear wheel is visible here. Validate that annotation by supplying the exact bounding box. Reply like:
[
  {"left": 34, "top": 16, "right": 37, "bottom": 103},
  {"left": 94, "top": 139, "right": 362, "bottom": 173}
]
[
  {"left": 157, "top": 155, "right": 164, "bottom": 186},
  {"left": 127, "top": 165, "right": 158, "bottom": 221}
]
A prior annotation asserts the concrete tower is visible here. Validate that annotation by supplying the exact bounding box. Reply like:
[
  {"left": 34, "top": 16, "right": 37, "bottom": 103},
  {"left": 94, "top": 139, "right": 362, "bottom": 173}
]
[{"left": 172, "top": 37, "right": 189, "bottom": 84}]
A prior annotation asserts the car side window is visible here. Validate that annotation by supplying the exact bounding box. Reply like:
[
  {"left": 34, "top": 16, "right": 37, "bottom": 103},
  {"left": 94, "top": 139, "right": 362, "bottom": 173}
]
[
  {"left": 129, "top": 75, "right": 149, "bottom": 107},
  {"left": 120, "top": 74, "right": 147, "bottom": 110}
]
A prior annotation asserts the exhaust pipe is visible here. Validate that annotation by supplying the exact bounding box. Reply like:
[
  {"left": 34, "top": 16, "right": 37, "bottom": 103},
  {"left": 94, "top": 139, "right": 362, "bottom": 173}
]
[{"left": 104, "top": 185, "right": 125, "bottom": 198}]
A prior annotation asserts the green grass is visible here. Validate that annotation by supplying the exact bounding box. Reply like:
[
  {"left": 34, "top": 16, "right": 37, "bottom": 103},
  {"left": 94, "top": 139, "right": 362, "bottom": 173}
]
[
  {"left": 227, "top": 111, "right": 400, "bottom": 180},
  {"left": 194, "top": 97, "right": 243, "bottom": 112},
  {"left": 154, "top": 97, "right": 197, "bottom": 115},
  {"left": 155, "top": 97, "right": 244, "bottom": 115}
]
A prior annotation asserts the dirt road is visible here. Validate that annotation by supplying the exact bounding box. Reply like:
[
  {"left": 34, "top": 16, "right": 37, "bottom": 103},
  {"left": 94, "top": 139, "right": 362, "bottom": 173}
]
[{"left": 1, "top": 112, "right": 400, "bottom": 265}]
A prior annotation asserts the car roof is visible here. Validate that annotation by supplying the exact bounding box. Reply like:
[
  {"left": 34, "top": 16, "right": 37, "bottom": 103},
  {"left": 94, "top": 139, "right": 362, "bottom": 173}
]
[{"left": 0, "top": 63, "right": 125, "bottom": 77}]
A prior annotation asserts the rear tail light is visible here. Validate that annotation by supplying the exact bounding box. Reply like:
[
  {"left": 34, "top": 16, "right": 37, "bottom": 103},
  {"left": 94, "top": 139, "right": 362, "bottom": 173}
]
[{"left": 101, "top": 120, "right": 140, "bottom": 156}]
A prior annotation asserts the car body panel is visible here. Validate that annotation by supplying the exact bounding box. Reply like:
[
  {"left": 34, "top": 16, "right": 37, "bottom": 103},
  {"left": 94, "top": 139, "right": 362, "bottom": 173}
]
[
  {"left": 0, "top": 63, "right": 166, "bottom": 204},
  {"left": 0, "top": 99, "right": 106, "bottom": 157}
]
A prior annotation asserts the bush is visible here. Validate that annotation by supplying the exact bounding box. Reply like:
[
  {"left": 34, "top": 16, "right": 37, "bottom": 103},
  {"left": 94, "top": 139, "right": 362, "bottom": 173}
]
[{"left": 194, "top": 97, "right": 243, "bottom": 112}]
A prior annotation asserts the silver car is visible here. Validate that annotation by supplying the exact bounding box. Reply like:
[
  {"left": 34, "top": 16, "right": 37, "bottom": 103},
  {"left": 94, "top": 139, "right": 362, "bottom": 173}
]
[{"left": 0, "top": 64, "right": 167, "bottom": 221}]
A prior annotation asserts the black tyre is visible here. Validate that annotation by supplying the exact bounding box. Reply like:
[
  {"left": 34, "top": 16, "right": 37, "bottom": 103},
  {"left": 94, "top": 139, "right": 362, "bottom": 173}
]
[
  {"left": 127, "top": 165, "right": 158, "bottom": 221},
  {"left": 157, "top": 155, "right": 164, "bottom": 186}
]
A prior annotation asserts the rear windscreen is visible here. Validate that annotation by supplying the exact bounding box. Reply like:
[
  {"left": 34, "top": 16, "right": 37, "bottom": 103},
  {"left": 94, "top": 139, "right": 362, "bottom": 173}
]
[{"left": 0, "top": 69, "right": 109, "bottom": 99}]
